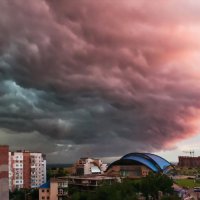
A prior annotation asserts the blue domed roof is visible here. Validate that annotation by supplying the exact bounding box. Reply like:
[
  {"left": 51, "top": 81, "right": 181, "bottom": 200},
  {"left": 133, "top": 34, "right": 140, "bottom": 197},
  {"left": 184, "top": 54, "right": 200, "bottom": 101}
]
[
  {"left": 107, "top": 152, "right": 173, "bottom": 174},
  {"left": 144, "top": 153, "right": 171, "bottom": 171}
]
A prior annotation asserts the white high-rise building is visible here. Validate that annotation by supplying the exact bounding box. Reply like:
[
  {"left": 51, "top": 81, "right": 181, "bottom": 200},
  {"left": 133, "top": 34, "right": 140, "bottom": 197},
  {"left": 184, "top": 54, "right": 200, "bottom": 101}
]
[
  {"left": 30, "top": 152, "right": 46, "bottom": 188},
  {"left": 9, "top": 150, "right": 46, "bottom": 191}
]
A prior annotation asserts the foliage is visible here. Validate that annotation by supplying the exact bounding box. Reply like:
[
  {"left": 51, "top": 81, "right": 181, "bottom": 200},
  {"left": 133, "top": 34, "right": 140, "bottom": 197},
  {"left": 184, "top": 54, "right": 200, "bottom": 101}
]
[
  {"left": 71, "top": 181, "right": 138, "bottom": 200},
  {"left": 175, "top": 179, "right": 200, "bottom": 189},
  {"left": 9, "top": 189, "right": 24, "bottom": 200},
  {"left": 29, "top": 189, "right": 39, "bottom": 199},
  {"left": 47, "top": 167, "right": 69, "bottom": 180},
  {"left": 161, "top": 195, "right": 181, "bottom": 200},
  {"left": 140, "top": 173, "right": 174, "bottom": 199},
  {"left": 9, "top": 189, "right": 39, "bottom": 200},
  {"left": 71, "top": 173, "right": 175, "bottom": 200},
  {"left": 175, "top": 167, "right": 199, "bottom": 176}
]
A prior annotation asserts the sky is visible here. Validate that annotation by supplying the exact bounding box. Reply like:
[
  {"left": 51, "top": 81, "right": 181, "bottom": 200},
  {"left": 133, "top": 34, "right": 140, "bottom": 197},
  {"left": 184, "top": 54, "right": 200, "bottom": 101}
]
[{"left": 1, "top": 0, "right": 200, "bottom": 163}]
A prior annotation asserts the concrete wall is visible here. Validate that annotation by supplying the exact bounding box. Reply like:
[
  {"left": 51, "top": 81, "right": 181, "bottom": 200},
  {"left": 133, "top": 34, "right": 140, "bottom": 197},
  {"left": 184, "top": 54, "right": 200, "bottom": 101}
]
[
  {"left": 39, "top": 188, "right": 50, "bottom": 200},
  {"left": 0, "top": 145, "right": 9, "bottom": 200},
  {"left": 23, "top": 152, "right": 31, "bottom": 189},
  {"left": 50, "top": 179, "right": 58, "bottom": 200}
]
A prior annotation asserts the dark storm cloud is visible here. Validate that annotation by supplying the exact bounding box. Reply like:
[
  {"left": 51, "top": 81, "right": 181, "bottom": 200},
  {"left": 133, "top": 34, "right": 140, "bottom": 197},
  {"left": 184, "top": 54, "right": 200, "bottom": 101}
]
[{"left": 1, "top": 0, "right": 200, "bottom": 161}]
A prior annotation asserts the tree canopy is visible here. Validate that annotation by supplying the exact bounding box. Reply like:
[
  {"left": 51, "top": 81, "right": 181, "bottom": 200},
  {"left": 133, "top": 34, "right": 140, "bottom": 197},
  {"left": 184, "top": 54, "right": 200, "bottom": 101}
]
[{"left": 71, "top": 173, "right": 177, "bottom": 200}]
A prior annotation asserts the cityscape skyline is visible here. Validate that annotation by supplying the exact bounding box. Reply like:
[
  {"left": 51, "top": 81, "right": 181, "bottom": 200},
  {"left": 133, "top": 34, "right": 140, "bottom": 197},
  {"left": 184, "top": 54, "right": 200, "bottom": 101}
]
[{"left": 1, "top": 0, "right": 200, "bottom": 163}]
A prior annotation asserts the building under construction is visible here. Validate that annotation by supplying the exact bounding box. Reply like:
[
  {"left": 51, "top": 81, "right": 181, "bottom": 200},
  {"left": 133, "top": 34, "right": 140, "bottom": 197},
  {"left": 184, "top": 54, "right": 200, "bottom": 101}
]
[{"left": 178, "top": 156, "right": 200, "bottom": 168}]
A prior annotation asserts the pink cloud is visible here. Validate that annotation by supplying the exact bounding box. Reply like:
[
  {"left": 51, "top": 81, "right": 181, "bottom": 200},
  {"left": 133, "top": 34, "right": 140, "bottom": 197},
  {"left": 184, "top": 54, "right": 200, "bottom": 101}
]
[{"left": 1, "top": 0, "right": 200, "bottom": 158}]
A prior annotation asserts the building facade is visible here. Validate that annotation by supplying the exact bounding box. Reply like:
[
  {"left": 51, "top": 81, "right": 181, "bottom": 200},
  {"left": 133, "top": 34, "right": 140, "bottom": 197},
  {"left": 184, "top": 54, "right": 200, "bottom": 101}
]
[
  {"left": 9, "top": 150, "right": 46, "bottom": 191},
  {"left": 106, "top": 153, "right": 174, "bottom": 178},
  {"left": 68, "top": 175, "right": 119, "bottom": 193},
  {"left": 39, "top": 182, "right": 50, "bottom": 200},
  {"left": 73, "top": 158, "right": 107, "bottom": 176},
  {"left": 0, "top": 145, "right": 9, "bottom": 200},
  {"left": 39, "top": 175, "right": 117, "bottom": 199},
  {"left": 178, "top": 156, "right": 200, "bottom": 167},
  {"left": 39, "top": 177, "right": 68, "bottom": 200},
  {"left": 106, "top": 164, "right": 150, "bottom": 178}
]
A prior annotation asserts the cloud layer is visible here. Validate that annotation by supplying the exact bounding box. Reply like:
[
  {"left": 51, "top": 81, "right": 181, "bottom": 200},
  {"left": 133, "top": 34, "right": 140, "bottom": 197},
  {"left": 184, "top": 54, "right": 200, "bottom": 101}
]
[{"left": 1, "top": 0, "right": 200, "bottom": 162}]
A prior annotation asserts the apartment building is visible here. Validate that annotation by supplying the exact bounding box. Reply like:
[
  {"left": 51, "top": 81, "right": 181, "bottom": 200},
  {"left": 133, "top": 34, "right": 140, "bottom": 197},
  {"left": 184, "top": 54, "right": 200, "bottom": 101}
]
[
  {"left": 0, "top": 145, "right": 9, "bottom": 200},
  {"left": 30, "top": 152, "right": 47, "bottom": 188},
  {"left": 178, "top": 156, "right": 200, "bottom": 167},
  {"left": 9, "top": 150, "right": 46, "bottom": 191}
]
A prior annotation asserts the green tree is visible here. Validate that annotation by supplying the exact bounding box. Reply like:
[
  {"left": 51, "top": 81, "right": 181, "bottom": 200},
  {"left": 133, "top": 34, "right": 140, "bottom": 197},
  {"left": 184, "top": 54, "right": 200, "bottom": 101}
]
[
  {"left": 161, "top": 195, "right": 181, "bottom": 200},
  {"left": 9, "top": 188, "right": 39, "bottom": 200},
  {"left": 71, "top": 181, "right": 138, "bottom": 200},
  {"left": 71, "top": 173, "right": 175, "bottom": 200},
  {"left": 140, "top": 173, "right": 174, "bottom": 199},
  {"left": 47, "top": 167, "right": 68, "bottom": 180}
]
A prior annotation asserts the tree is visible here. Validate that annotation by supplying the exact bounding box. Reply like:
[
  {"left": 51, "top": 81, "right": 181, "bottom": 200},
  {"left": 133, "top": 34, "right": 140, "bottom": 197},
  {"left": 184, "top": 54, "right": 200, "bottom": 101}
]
[
  {"left": 9, "top": 189, "right": 24, "bottom": 200},
  {"left": 71, "top": 181, "right": 138, "bottom": 200},
  {"left": 9, "top": 188, "right": 39, "bottom": 200},
  {"left": 47, "top": 167, "right": 68, "bottom": 180},
  {"left": 140, "top": 173, "right": 174, "bottom": 199},
  {"left": 161, "top": 195, "right": 181, "bottom": 200},
  {"left": 71, "top": 173, "right": 175, "bottom": 200}
]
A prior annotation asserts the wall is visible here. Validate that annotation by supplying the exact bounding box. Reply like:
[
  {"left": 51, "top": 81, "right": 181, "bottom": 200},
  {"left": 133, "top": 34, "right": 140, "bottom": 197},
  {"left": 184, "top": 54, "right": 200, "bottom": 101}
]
[
  {"left": 23, "top": 152, "right": 31, "bottom": 189},
  {"left": 50, "top": 179, "right": 58, "bottom": 200},
  {"left": 39, "top": 188, "right": 50, "bottom": 200},
  {"left": 0, "top": 145, "right": 9, "bottom": 200},
  {"left": 178, "top": 156, "right": 200, "bottom": 167}
]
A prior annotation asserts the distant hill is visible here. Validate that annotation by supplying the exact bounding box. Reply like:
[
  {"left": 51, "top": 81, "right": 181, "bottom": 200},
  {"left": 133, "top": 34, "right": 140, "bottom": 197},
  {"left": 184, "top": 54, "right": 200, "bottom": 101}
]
[{"left": 47, "top": 163, "right": 73, "bottom": 169}]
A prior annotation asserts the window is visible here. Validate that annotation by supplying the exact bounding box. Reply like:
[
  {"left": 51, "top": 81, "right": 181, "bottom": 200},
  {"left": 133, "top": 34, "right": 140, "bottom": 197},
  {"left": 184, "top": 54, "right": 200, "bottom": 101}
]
[
  {"left": 58, "top": 189, "right": 63, "bottom": 195},
  {"left": 47, "top": 190, "right": 49, "bottom": 192},
  {"left": 42, "top": 197, "right": 45, "bottom": 200},
  {"left": 42, "top": 190, "right": 44, "bottom": 192}
]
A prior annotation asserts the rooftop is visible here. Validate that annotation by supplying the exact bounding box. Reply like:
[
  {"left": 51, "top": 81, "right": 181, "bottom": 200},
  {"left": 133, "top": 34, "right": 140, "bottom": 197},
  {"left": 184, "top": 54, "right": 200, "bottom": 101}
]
[
  {"left": 68, "top": 175, "right": 117, "bottom": 180},
  {"left": 39, "top": 182, "right": 50, "bottom": 189}
]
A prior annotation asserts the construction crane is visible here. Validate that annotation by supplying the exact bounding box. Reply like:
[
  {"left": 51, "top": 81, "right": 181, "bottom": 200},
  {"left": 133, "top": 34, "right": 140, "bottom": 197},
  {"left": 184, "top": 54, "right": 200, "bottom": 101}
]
[{"left": 182, "top": 150, "right": 195, "bottom": 157}]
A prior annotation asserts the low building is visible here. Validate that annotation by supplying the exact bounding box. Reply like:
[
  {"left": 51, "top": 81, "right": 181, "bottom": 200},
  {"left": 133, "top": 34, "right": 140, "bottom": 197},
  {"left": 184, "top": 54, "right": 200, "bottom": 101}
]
[
  {"left": 39, "top": 175, "right": 118, "bottom": 198},
  {"left": 106, "top": 153, "right": 174, "bottom": 178},
  {"left": 39, "top": 182, "right": 50, "bottom": 200},
  {"left": 68, "top": 175, "right": 119, "bottom": 193},
  {"left": 0, "top": 145, "right": 9, "bottom": 200},
  {"left": 178, "top": 156, "right": 200, "bottom": 168},
  {"left": 73, "top": 158, "right": 107, "bottom": 176},
  {"left": 106, "top": 162, "right": 150, "bottom": 178},
  {"left": 39, "top": 177, "right": 68, "bottom": 200}
]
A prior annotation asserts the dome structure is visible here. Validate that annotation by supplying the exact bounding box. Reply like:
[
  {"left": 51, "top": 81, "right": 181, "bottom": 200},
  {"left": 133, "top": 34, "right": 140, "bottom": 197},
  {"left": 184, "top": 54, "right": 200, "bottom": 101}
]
[{"left": 107, "top": 153, "right": 173, "bottom": 174}]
